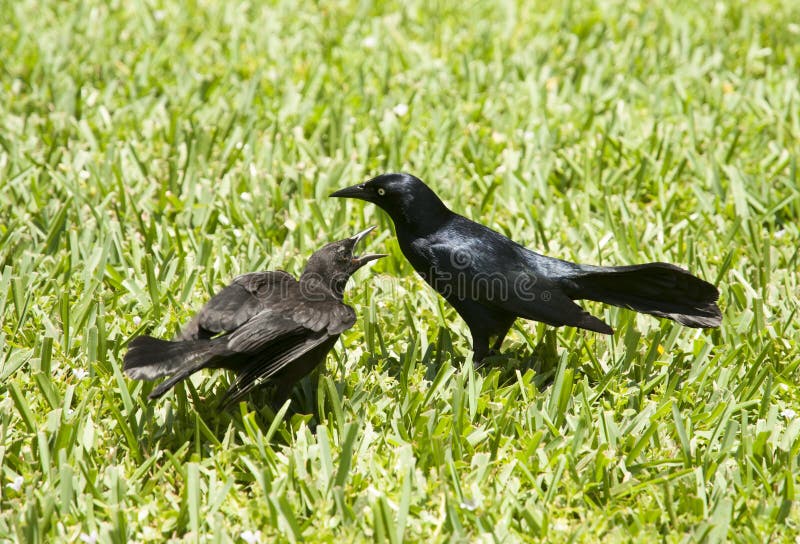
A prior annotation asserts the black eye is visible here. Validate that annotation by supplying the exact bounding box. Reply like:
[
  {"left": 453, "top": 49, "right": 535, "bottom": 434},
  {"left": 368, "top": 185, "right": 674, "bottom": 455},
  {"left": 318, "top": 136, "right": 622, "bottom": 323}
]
[{"left": 377, "top": 188, "right": 386, "bottom": 196}]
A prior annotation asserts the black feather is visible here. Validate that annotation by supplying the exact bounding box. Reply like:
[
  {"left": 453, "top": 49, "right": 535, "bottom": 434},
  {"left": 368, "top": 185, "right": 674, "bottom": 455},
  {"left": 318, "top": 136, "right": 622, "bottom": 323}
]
[
  {"left": 569, "top": 263, "right": 722, "bottom": 328},
  {"left": 121, "top": 231, "right": 381, "bottom": 405},
  {"left": 123, "top": 336, "right": 215, "bottom": 380}
]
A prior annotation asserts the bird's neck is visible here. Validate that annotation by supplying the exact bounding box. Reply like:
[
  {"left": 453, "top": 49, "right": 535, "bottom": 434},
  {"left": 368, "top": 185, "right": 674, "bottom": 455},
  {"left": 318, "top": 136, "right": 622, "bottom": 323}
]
[
  {"left": 393, "top": 193, "right": 453, "bottom": 236},
  {"left": 299, "top": 273, "right": 346, "bottom": 301}
]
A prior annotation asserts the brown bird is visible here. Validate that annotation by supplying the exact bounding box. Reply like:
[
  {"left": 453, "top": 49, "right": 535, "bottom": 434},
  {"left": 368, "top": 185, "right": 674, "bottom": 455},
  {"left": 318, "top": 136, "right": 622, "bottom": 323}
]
[{"left": 123, "top": 227, "right": 386, "bottom": 406}]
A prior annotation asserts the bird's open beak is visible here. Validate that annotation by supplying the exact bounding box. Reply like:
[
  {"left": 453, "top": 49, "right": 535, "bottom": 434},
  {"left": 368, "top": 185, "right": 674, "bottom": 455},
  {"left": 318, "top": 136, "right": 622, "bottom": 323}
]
[
  {"left": 330, "top": 183, "right": 370, "bottom": 200},
  {"left": 349, "top": 226, "right": 387, "bottom": 265}
]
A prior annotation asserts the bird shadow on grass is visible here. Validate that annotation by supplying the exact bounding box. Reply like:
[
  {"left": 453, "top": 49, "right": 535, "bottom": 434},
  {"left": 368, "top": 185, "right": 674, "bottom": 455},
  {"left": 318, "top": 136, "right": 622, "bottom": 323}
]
[
  {"left": 126, "top": 373, "right": 324, "bottom": 456},
  {"left": 410, "top": 327, "right": 563, "bottom": 392},
  {"left": 487, "top": 329, "right": 563, "bottom": 392},
  {"left": 124, "top": 327, "right": 565, "bottom": 456}
]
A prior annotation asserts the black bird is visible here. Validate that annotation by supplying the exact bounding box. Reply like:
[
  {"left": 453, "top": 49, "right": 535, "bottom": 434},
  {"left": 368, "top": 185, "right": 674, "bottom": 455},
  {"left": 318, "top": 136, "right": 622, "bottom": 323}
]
[
  {"left": 331, "top": 173, "right": 721, "bottom": 362},
  {"left": 123, "top": 227, "right": 386, "bottom": 406}
]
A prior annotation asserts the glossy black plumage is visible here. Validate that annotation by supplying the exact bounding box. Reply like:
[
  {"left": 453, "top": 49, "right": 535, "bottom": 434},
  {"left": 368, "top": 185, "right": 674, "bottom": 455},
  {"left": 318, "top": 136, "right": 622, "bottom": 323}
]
[
  {"left": 123, "top": 227, "right": 385, "bottom": 406},
  {"left": 331, "top": 173, "right": 721, "bottom": 362}
]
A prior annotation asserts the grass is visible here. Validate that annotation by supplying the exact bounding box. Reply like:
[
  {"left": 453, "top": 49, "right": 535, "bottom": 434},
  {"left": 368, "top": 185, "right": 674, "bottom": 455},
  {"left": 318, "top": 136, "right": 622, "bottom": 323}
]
[{"left": 1, "top": 0, "right": 799, "bottom": 541}]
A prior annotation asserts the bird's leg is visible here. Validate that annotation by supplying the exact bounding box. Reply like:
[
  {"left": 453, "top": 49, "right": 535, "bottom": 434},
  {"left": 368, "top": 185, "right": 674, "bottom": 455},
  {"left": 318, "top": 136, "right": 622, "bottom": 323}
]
[
  {"left": 268, "top": 382, "right": 293, "bottom": 414},
  {"left": 471, "top": 331, "right": 490, "bottom": 367},
  {"left": 490, "top": 325, "right": 512, "bottom": 354}
]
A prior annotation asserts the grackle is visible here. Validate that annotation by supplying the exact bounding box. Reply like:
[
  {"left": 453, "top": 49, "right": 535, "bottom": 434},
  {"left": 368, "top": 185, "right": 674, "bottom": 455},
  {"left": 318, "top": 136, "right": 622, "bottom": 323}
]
[
  {"left": 331, "top": 173, "right": 721, "bottom": 362},
  {"left": 123, "top": 227, "right": 386, "bottom": 406}
]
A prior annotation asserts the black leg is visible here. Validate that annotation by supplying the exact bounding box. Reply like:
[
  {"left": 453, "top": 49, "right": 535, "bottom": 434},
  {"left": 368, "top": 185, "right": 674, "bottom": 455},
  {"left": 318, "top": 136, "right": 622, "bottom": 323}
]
[
  {"left": 490, "top": 324, "right": 512, "bottom": 353},
  {"left": 471, "top": 330, "right": 489, "bottom": 367},
  {"left": 268, "top": 381, "right": 293, "bottom": 413}
]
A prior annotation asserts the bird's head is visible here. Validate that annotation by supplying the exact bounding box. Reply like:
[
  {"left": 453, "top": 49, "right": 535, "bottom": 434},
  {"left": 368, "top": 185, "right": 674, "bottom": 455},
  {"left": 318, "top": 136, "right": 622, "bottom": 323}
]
[
  {"left": 330, "top": 173, "right": 449, "bottom": 230},
  {"left": 301, "top": 226, "right": 386, "bottom": 298}
]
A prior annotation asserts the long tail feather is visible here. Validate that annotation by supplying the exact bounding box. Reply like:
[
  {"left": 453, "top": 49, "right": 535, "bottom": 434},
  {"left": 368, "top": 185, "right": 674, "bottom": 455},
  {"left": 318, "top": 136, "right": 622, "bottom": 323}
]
[
  {"left": 123, "top": 335, "right": 216, "bottom": 399},
  {"left": 569, "top": 262, "right": 722, "bottom": 328}
]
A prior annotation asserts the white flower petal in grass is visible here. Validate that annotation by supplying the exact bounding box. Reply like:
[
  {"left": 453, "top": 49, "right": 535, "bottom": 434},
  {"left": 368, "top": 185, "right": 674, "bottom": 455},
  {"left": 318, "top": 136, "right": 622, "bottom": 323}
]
[
  {"left": 781, "top": 408, "right": 797, "bottom": 420},
  {"left": 79, "top": 530, "right": 98, "bottom": 544},
  {"left": 7, "top": 475, "right": 23, "bottom": 492},
  {"left": 362, "top": 36, "right": 377, "bottom": 49},
  {"left": 219, "top": 214, "right": 230, "bottom": 226},
  {"left": 79, "top": 169, "right": 91, "bottom": 180},
  {"left": 392, "top": 103, "right": 409, "bottom": 117},
  {"left": 133, "top": 316, "right": 141, "bottom": 326},
  {"left": 233, "top": 228, "right": 242, "bottom": 238},
  {"left": 241, "top": 191, "right": 252, "bottom": 202},
  {"left": 73, "top": 367, "right": 89, "bottom": 380},
  {"left": 240, "top": 530, "right": 262, "bottom": 544},
  {"left": 552, "top": 519, "right": 570, "bottom": 531}
]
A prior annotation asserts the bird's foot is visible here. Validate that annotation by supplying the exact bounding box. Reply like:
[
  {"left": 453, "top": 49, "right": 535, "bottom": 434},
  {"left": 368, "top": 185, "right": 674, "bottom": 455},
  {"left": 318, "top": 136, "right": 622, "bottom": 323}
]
[{"left": 472, "top": 348, "right": 504, "bottom": 369}]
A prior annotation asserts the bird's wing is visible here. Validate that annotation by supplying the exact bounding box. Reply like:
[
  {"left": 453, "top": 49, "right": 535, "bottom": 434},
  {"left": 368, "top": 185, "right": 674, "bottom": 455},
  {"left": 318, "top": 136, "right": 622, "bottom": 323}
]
[
  {"left": 290, "top": 301, "right": 356, "bottom": 335},
  {"left": 415, "top": 229, "right": 558, "bottom": 302},
  {"left": 219, "top": 298, "right": 356, "bottom": 404},
  {"left": 225, "top": 298, "right": 355, "bottom": 352},
  {"left": 420, "top": 230, "right": 611, "bottom": 332},
  {"left": 221, "top": 331, "right": 332, "bottom": 406},
  {"left": 175, "top": 271, "right": 296, "bottom": 340}
]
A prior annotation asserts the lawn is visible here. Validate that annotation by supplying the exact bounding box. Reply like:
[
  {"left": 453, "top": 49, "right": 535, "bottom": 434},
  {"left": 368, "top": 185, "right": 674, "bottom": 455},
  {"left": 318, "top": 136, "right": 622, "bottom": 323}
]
[{"left": 1, "top": 0, "right": 799, "bottom": 541}]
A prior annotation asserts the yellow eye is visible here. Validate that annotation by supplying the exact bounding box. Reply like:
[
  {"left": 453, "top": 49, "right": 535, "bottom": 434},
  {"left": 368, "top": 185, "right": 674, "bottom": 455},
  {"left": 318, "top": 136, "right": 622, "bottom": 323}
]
[{"left": 377, "top": 188, "right": 386, "bottom": 196}]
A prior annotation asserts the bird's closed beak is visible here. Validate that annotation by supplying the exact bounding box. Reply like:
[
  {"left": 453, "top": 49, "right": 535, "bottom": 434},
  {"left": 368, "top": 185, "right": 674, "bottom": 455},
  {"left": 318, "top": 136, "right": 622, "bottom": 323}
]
[
  {"left": 349, "top": 226, "right": 387, "bottom": 265},
  {"left": 330, "top": 183, "right": 370, "bottom": 200}
]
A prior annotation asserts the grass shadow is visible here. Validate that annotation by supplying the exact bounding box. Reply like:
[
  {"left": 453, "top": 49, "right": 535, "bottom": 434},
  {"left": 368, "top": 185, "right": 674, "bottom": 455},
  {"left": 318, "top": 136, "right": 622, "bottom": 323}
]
[{"left": 127, "top": 370, "right": 328, "bottom": 455}]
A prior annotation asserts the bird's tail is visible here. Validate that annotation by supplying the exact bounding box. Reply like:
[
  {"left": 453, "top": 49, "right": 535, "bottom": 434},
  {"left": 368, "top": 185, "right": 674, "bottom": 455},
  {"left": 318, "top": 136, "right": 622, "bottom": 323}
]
[
  {"left": 123, "top": 335, "right": 216, "bottom": 399},
  {"left": 568, "top": 262, "right": 722, "bottom": 328}
]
